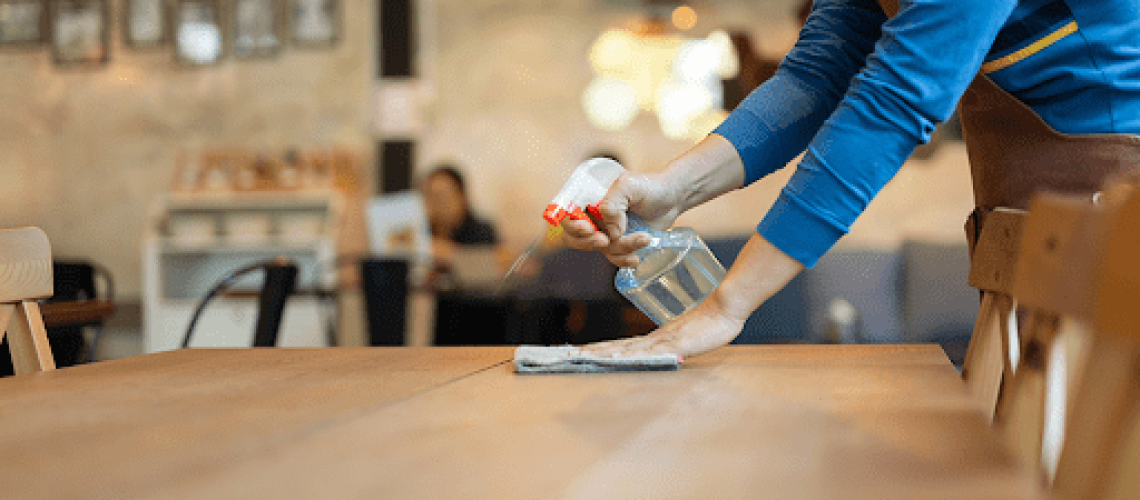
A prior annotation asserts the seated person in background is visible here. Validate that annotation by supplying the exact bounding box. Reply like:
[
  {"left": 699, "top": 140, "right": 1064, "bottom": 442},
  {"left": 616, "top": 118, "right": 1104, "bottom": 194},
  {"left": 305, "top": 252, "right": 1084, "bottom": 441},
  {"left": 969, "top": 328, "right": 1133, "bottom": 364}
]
[
  {"left": 421, "top": 164, "right": 510, "bottom": 289},
  {"left": 420, "top": 164, "right": 511, "bottom": 344},
  {"left": 421, "top": 165, "right": 498, "bottom": 252}
]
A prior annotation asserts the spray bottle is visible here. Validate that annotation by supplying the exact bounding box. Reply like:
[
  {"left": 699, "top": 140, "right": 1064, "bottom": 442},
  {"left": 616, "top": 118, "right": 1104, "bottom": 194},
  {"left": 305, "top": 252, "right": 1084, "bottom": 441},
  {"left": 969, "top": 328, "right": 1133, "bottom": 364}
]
[{"left": 543, "top": 158, "right": 727, "bottom": 326}]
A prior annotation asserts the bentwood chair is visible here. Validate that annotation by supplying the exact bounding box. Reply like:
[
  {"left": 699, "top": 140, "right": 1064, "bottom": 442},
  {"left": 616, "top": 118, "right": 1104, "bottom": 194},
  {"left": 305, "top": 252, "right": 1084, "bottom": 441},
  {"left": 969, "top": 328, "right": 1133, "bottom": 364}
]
[{"left": 0, "top": 227, "right": 56, "bottom": 375}]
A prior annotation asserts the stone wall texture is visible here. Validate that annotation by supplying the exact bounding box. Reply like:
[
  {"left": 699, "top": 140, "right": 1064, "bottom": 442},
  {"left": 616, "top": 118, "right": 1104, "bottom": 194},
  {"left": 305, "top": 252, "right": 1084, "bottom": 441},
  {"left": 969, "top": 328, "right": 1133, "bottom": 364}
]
[{"left": 0, "top": 0, "right": 374, "bottom": 296}]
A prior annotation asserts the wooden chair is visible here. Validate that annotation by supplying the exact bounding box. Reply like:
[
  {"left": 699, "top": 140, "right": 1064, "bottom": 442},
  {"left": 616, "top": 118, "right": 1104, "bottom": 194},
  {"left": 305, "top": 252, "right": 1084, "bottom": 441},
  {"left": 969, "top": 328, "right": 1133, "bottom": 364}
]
[
  {"left": 0, "top": 227, "right": 56, "bottom": 375},
  {"left": 1051, "top": 186, "right": 1140, "bottom": 499},
  {"left": 993, "top": 193, "right": 1105, "bottom": 483}
]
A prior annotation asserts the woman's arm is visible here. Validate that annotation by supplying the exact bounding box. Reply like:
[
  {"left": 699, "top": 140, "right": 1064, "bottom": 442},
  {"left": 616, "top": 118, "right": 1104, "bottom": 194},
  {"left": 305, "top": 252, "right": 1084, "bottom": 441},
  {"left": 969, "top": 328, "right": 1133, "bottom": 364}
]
[{"left": 752, "top": 0, "right": 1016, "bottom": 267}]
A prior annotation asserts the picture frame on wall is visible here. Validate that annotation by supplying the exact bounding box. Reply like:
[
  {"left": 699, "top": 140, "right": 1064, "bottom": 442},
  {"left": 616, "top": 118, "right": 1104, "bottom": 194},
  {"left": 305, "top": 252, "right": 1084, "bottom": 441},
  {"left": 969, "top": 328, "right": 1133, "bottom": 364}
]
[
  {"left": 232, "top": 0, "right": 283, "bottom": 58},
  {"left": 289, "top": 0, "right": 338, "bottom": 47},
  {"left": 49, "top": 0, "right": 108, "bottom": 66},
  {"left": 123, "top": 0, "right": 167, "bottom": 48},
  {"left": 0, "top": 0, "right": 47, "bottom": 45},
  {"left": 173, "top": 0, "right": 222, "bottom": 65}
]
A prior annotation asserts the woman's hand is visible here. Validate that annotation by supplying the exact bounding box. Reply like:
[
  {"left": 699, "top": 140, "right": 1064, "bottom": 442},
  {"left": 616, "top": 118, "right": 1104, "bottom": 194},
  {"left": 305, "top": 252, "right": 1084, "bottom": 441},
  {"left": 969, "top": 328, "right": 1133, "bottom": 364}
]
[
  {"left": 559, "top": 135, "right": 747, "bottom": 268},
  {"left": 559, "top": 172, "right": 681, "bottom": 268},
  {"left": 580, "top": 288, "right": 748, "bottom": 359}
]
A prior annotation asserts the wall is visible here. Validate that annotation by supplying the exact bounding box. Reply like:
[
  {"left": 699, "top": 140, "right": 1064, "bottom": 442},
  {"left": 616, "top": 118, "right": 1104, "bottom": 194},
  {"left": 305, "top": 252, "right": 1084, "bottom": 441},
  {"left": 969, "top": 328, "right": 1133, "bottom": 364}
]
[
  {"left": 0, "top": 0, "right": 975, "bottom": 300},
  {"left": 0, "top": 0, "right": 374, "bottom": 298}
]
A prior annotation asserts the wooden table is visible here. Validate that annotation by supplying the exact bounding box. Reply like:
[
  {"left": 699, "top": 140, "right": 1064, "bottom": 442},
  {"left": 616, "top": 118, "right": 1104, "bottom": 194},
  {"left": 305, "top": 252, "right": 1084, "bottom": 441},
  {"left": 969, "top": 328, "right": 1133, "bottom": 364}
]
[{"left": 0, "top": 345, "right": 1045, "bottom": 499}]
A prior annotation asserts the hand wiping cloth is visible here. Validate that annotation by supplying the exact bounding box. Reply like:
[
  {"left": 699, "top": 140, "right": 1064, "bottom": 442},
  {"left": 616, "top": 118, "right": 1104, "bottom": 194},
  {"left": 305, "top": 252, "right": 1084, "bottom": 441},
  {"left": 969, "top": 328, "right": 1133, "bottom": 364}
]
[{"left": 513, "top": 345, "right": 681, "bottom": 374}]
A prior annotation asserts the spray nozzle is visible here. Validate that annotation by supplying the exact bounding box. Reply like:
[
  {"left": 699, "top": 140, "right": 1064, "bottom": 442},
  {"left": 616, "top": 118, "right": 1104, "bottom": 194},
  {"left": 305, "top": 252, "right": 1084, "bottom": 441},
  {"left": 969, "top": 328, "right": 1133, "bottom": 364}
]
[{"left": 543, "top": 158, "right": 625, "bottom": 230}]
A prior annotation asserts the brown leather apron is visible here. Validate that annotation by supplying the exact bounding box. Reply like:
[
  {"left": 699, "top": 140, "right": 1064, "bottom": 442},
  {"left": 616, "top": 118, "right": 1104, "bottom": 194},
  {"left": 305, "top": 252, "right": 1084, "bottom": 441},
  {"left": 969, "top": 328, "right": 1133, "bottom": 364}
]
[{"left": 958, "top": 75, "right": 1140, "bottom": 256}]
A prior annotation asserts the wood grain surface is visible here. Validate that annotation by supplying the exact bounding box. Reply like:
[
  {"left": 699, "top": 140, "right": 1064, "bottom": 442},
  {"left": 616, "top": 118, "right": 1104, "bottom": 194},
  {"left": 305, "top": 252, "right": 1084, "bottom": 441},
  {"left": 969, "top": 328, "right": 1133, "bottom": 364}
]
[
  {"left": 0, "top": 346, "right": 1044, "bottom": 499},
  {"left": 133, "top": 345, "right": 1036, "bottom": 500},
  {"left": 0, "top": 347, "right": 512, "bottom": 499}
]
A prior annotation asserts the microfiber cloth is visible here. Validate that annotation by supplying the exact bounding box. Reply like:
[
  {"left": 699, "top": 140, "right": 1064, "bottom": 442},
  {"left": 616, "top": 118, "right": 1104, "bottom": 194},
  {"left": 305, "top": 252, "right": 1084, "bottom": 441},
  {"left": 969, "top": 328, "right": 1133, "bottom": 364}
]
[{"left": 513, "top": 345, "right": 681, "bottom": 374}]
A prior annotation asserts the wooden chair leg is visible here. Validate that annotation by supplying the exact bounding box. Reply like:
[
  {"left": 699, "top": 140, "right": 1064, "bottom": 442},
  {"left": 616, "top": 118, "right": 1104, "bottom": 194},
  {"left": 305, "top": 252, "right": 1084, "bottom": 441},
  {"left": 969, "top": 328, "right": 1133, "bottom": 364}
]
[
  {"left": 963, "top": 291, "right": 1013, "bottom": 420},
  {"left": 1052, "top": 333, "right": 1139, "bottom": 499},
  {"left": 4, "top": 301, "right": 56, "bottom": 375},
  {"left": 994, "top": 310, "right": 1058, "bottom": 481}
]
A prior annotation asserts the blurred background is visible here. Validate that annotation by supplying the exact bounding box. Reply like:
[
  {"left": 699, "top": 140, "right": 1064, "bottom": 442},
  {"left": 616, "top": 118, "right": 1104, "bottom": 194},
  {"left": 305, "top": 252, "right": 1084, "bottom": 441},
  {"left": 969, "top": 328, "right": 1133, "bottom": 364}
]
[{"left": 0, "top": 0, "right": 978, "bottom": 371}]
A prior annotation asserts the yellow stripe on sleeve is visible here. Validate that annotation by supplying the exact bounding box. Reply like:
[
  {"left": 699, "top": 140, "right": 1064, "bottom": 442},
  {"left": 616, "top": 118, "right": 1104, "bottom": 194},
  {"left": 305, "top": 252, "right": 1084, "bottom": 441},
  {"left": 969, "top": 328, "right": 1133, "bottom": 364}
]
[{"left": 982, "top": 21, "right": 1079, "bottom": 74}]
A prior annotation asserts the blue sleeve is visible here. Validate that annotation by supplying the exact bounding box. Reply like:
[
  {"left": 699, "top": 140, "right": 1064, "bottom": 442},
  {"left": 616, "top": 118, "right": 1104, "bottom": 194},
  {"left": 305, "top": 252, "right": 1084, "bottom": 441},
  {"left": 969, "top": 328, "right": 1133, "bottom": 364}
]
[
  {"left": 715, "top": 0, "right": 885, "bottom": 185},
  {"left": 714, "top": 0, "right": 1016, "bottom": 268}
]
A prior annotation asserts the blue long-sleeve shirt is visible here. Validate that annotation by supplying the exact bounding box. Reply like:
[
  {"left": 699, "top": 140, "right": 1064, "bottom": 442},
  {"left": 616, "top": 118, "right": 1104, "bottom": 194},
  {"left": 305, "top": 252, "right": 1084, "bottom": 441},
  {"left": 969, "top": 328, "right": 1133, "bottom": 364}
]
[{"left": 713, "top": 0, "right": 1140, "bottom": 267}]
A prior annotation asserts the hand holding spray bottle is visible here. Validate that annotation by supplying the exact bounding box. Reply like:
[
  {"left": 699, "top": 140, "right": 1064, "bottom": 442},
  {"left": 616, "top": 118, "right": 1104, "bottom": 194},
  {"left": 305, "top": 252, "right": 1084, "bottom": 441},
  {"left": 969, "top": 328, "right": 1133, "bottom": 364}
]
[{"left": 543, "top": 158, "right": 727, "bottom": 325}]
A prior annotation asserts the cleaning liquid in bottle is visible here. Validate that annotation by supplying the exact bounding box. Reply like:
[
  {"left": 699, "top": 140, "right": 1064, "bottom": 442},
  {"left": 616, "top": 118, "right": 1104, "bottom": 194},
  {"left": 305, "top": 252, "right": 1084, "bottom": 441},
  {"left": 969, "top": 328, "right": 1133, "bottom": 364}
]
[
  {"left": 543, "top": 158, "right": 727, "bottom": 326},
  {"left": 614, "top": 215, "right": 726, "bottom": 325}
]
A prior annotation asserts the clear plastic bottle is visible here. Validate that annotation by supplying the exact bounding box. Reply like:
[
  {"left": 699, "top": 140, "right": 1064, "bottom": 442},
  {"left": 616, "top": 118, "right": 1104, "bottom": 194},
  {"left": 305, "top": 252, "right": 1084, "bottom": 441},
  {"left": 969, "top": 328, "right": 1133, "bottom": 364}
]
[
  {"left": 543, "top": 157, "right": 727, "bottom": 326},
  {"left": 615, "top": 214, "right": 726, "bottom": 326}
]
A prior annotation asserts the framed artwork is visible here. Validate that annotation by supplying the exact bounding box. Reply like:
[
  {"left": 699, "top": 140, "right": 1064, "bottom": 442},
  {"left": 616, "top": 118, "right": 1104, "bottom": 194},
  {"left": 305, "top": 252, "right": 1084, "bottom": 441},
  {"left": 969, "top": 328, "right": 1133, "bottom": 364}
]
[
  {"left": 232, "top": 0, "right": 282, "bottom": 58},
  {"left": 0, "top": 0, "right": 47, "bottom": 45},
  {"left": 289, "top": 0, "right": 337, "bottom": 47},
  {"left": 49, "top": 0, "right": 108, "bottom": 66},
  {"left": 173, "top": 0, "right": 222, "bottom": 65},
  {"left": 123, "top": 0, "right": 166, "bottom": 48}
]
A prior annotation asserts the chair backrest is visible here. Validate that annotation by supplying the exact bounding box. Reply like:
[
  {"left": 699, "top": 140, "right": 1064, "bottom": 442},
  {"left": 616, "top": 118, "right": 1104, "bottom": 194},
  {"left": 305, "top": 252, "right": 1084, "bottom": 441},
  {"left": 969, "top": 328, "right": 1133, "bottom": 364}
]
[
  {"left": 995, "top": 194, "right": 1105, "bottom": 482},
  {"left": 252, "top": 261, "right": 298, "bottom": 347},
  {"left": 0, "top": 227, "right": 56, "bottom": 375},
  {"left": 181, "top": 258, "right": 298, "bottom": 349},
  {"left": 1051, "top": 185, "right": 1140, "bottom": 499},
  {"left": 361, "top": 258, "right": 409, "bottom": 346}
]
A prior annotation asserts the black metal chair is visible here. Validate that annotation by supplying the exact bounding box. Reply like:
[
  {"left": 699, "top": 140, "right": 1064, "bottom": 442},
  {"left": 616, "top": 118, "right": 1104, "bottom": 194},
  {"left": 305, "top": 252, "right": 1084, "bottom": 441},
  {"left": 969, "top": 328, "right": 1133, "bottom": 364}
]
[{"left": 181, "top": 258, "right": 299, "bottom": 348}]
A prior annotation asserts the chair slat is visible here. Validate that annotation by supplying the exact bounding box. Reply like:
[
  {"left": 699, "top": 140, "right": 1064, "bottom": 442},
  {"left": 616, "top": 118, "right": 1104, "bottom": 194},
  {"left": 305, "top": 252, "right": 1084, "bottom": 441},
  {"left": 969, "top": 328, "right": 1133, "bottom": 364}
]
[{"left": 1051, "top": 186, "right": 1140, "bottom": 499}]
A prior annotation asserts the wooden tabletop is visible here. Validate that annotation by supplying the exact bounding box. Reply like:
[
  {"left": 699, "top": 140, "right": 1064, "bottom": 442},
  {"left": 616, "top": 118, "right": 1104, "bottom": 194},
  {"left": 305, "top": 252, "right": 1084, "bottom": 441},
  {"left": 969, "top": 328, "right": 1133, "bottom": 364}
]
[{"left": 0, "top": 345, "right": 1044, "bottom": 499}]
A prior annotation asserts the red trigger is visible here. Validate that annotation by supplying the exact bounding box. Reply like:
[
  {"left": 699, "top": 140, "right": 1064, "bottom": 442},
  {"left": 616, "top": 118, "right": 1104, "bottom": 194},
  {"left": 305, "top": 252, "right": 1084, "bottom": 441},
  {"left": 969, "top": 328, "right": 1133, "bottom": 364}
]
[{"left": 587, "top": 204, "right": 605, "bottom": 232}]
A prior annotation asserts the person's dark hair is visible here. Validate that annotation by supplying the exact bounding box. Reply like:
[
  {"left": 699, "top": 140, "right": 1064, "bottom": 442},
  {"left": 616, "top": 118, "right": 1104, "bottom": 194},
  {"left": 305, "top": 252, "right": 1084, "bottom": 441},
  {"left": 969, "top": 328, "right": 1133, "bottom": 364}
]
[{"left": 424, "top": 164, "right": 466, "bottom": 195}]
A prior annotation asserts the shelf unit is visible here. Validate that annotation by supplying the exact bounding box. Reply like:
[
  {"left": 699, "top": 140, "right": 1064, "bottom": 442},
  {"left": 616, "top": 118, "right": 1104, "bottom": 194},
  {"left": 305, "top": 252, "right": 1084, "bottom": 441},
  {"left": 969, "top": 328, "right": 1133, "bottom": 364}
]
[{"left": 143, "top": 190, "right": 343, "bottom": 352}]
